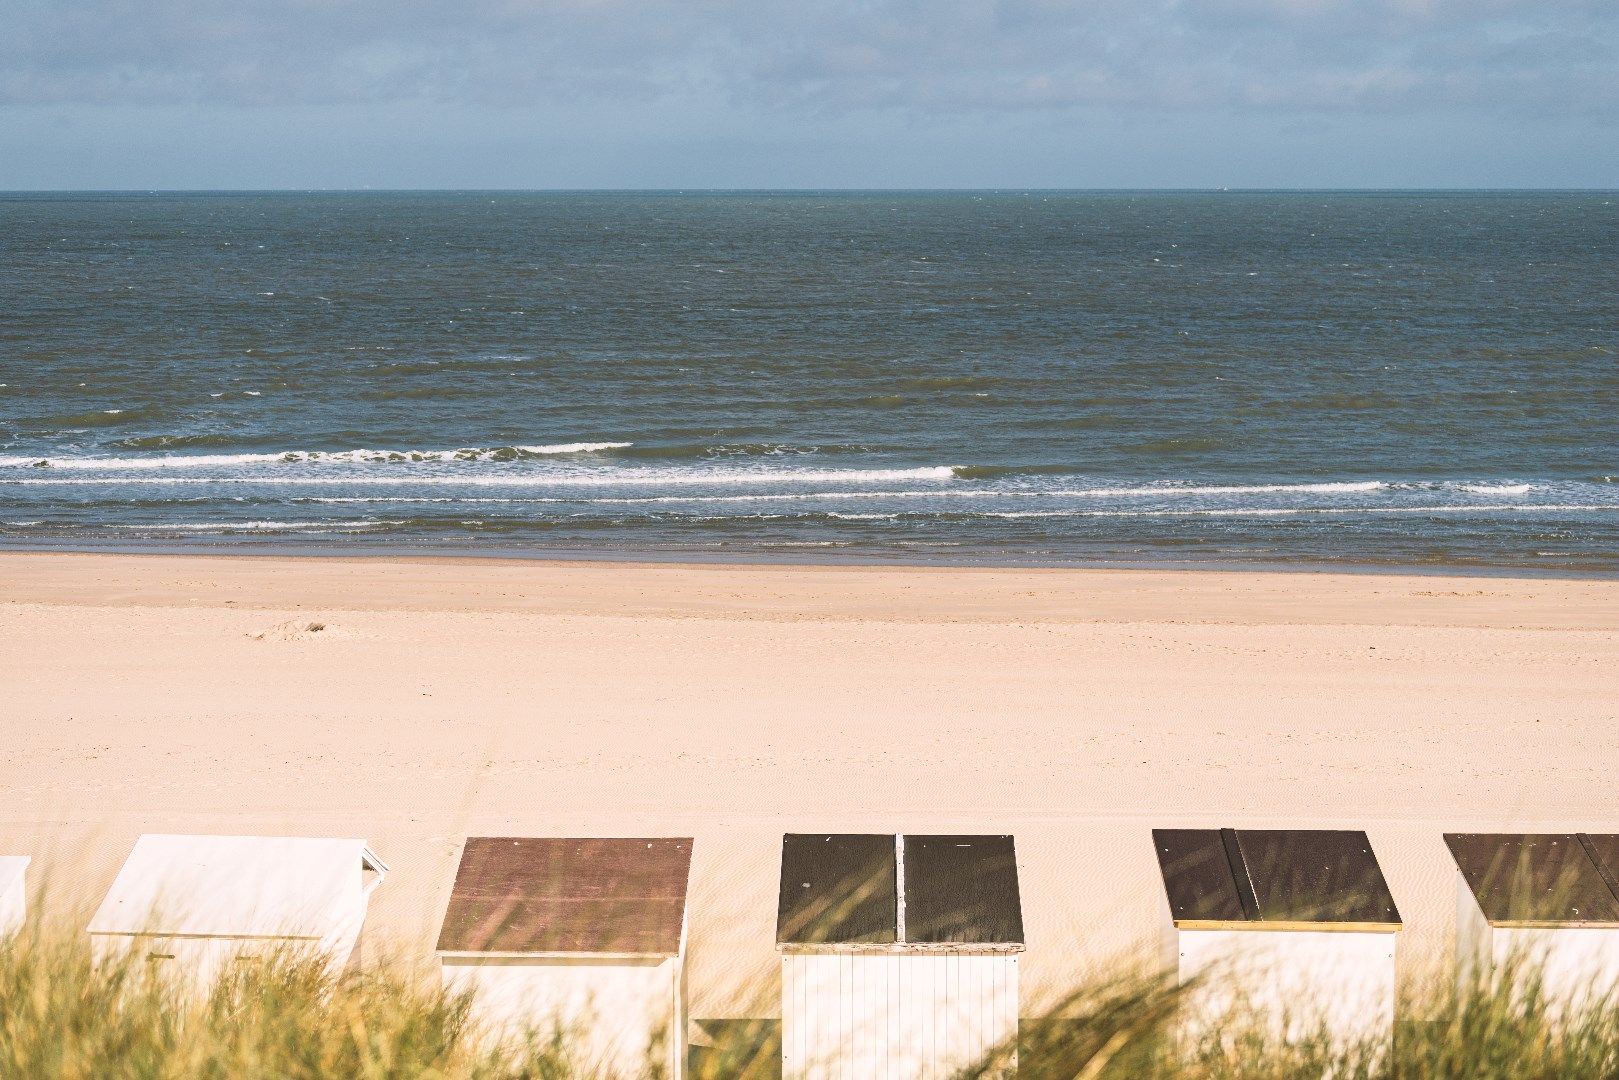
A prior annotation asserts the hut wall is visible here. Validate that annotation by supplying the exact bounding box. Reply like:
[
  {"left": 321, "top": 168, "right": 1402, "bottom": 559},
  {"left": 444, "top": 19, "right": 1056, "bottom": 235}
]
[
  {"left": 1461, "top": 924, "right": 1619, "bottom": 1005},
  {"left": 87, "top": 933, "right": 354, "bottom": 992},
  {"left": 442, "top": 955, "right": 682, "bottom": 1077},
  {"left": 1454, "top": 874, "right": 1619, "bottom": 1006},
  {"left": 0, "top": 864, "right": 24, "bottom": 937},
  {"left": 780, "top": 952, "right": 1018, "bottom": 1079},
  {"left": 1176, "top": 928, "right": 1396, "bottom": 1045},
  {"left": 1494, "top": 929, "right": 1619, "bottom": 1004},
  {"left": 87, "top": 895, "right": 367, "bottom": 991}
]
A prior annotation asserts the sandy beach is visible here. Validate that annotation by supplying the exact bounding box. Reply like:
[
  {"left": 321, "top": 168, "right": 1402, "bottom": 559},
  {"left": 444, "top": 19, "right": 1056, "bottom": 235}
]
[{"left": 3, "top": 551, "right": 1618, "bottom": 1018}]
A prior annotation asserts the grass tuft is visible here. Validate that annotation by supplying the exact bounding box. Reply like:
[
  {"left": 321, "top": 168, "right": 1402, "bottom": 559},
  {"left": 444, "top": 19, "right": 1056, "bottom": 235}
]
[{"left": 9, "top": 926, "right": 1619, "bottom": 1078}]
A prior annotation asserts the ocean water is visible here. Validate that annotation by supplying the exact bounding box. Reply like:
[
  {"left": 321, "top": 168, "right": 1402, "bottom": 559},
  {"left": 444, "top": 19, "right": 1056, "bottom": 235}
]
[{"left": 1, "top": 190, "right": 1615, "bottom": 572}]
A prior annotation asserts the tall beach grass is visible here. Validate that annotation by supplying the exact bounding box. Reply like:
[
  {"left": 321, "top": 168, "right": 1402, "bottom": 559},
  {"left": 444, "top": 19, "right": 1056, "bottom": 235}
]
[{"left": 6, "top": 923, "right": 1619, "bottom": 1078}]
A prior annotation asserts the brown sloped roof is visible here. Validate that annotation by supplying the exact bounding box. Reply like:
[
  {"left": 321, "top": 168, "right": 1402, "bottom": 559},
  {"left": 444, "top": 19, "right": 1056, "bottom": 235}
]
[
  {"left": 1154, "top": 828, "right": 1401, "bottom": 931},
  {"left": 1445, "top": 833, "right": 1619, "bottom": 928},
  {"left": 437, "top": 837, "right": 692, "bottom": 956}
]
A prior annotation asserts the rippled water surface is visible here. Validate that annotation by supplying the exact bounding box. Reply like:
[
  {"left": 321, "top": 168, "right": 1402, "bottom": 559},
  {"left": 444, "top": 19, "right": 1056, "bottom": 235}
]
[{"left": 1, "top": 190, "right": 1615, "bottom": 570}]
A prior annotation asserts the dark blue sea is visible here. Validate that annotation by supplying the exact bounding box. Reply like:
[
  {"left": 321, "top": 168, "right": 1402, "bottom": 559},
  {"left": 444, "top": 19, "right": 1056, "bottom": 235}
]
[{"left": 1, "top": 190, "right": 1615, "bottom": 572}]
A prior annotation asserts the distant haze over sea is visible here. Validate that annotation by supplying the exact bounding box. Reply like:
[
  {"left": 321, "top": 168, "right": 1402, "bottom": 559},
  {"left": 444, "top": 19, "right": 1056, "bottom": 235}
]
[{"left": 1, "top": 190, "right": 1615, "bottom": 572}]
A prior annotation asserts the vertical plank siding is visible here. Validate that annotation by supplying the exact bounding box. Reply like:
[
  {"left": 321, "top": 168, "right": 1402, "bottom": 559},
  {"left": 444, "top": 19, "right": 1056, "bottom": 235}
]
[{"left": 782, "top": 953, "right": 1017, "bottom": 1079}]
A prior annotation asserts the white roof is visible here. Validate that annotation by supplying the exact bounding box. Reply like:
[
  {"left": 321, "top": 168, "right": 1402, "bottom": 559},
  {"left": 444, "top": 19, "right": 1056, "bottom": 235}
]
[
  {"left": 0, "top": 856, "right": 28, "bottom": 894},
  {"left": 88, "top": 835, "right": 386, "bottom": 939}
]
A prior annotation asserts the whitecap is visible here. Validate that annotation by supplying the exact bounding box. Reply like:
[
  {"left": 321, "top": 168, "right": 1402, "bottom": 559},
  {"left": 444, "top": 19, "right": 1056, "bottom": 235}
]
[
  {"left": 1456, "top": 483, "right": 1532, "bottom": 495},
  {"left": 0, "top": 442, "right": 636, "bottom": 470},
  {"left": 103, "top": 519, "right": 401, "bottom": 531},
  {"left": 978, "top": 504, "right": 1612, "bottom": 519},
  {"left": 0, "top": 459, "right": 958, "bottom": 488},
  {"left": 513, "top": 442, "right": 633, "bottom": 455},
  {"left": 1040, "top": 481, "right": 1386, "bottom": 498}
]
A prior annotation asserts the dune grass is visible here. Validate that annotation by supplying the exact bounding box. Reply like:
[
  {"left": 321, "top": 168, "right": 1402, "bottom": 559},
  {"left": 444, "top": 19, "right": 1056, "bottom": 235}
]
[
  {"left": 981, "top": 955, "right": 1619, "bottom": 1080},
  {"left": 0, "top": 928, "right": 586, "bottom": 1079},
  {"left": 5, "top": 927, "right": 1619, "bottom": 1078}
]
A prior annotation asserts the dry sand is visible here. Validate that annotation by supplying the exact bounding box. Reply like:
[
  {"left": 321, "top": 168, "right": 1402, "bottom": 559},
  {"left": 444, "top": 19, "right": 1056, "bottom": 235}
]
[{"left": 3, "top": 551, "right": 1618, "bottom": 1016}]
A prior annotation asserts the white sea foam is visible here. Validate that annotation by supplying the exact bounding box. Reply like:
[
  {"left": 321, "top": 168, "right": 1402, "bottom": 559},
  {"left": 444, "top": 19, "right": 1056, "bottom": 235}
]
[
  {"left": 284, "top": 486, "right": 1388, "bottom": 507},
  {"left": 102, "top": 520, "right": 400, "bottom": 531},
  {"left": 1456, "top": 483, "right": 1533, "bottom": 495},
  {"left": 1040, "top": 481, "right": 1386, "bottom": 497},
  {"left": 512, "top": 442, "right": 633, "bottom": 455},
  {"left": 0, "top": 464, "right": 960, "bottom": 487},
  {"left": 685, "top": 504, "right": 1616, "bottom": 522},
  {"left": 0, "top": 443, "right": 634, "bottom": 470},
  {"left": 653, "top": 504, "right": 1613, "bottom": 522},
  {"left": 0, "top": 471, "right": 1363, "bottom": 495},
  {"left": 975, "top": 504, "right": 1613, "bottom": 519}
]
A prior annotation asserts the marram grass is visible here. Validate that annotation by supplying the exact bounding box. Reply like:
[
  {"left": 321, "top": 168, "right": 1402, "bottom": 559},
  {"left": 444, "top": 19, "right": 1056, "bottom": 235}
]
[
  {"left": 6, "top": 928, "right": 1619, "bottom": 1079},
  {"left": 0, "top": 927, "right": 589, "bottom": 1080}
]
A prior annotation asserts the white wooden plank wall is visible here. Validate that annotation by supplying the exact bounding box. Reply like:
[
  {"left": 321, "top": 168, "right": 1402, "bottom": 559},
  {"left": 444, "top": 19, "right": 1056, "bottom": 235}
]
[
  {"left": 442, "top": 957, "right": 681, "bottom": 1077},
  {"left": 1177, "top": 929, "right": 1396, "bottom": 1048},
  {"left": 783, "top": 953, "right": 1018, "bottom": 1079},
  {"left": 0, "top": 867, "right": 25, "bottom": 938},
  {"left": 89, "top": 933, "right": 357, "bottom": 994}
]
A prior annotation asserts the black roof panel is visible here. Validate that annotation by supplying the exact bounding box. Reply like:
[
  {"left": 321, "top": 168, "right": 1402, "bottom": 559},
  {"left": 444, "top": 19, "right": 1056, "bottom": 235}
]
[
  {"left": 1445, "top": 833, "right": 1619, "bottom": 927},
  {"left": 777, "top": 834, "right": 897, "bottom": 945},
  {"left": 1239, "top": 830, "right": 1401, "bottom": 926},
  {"left": 902, "top": 835, "right": 1024, "bottom": 946},
  {"left": 1153, "top": 829, "right": 1249, "bottom": 925},
  {"left": 1154, "top": 828, "right": 1400, "bottom": 929}
]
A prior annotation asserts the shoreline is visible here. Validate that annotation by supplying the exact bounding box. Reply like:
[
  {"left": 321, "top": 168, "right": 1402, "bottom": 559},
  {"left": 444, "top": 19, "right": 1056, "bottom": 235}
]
[
  {"left": 4, "top": 539, "right": 1617, "bottom": 583},
  {"left": 6, "top": 549, "right": 1618, "bottom": 1014},
  {"left": 5, "top": 549, "right": 1618, "bottom": 628}
]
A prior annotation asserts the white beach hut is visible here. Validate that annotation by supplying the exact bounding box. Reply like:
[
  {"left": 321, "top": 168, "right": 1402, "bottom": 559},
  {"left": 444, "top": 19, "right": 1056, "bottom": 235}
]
[
  {"left": 777, "top": 833, "right": 1024, "bottom": 1080},
  {"left": 0, "top": 856, "right": 30, "bottom": 937},
  {"left": 87, "top": 834, "right": 388, "bottom": 991},
  {"left": 1153, "top": 828, "right": 1401, "bottom": 1046},
  {"left": 436, "top": 837, "right": 693, "bottom": 1079},
  {"left": 1446, "top": 832, "right": 1619, "bottom": 1005}
]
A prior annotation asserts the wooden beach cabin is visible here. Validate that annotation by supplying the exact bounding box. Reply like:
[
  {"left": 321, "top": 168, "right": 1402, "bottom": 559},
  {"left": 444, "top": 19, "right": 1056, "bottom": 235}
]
[
  {"left": 777, "top": 833, "right": 1024, "bottom": 1079},
  {"left": 1153, "top": 828, "right": 1401, "bottom": 1045},
  {"left": 1446, "top": 832, "right": 1619, "bottom": 1003},
  {"left": 436, "top": 837, "right": 693, "bottom": 1079},
  {"left": 87, "top": 834, "right": 387, "bottom": 990},
  {"left": 0, "top": 856, "right": 29, "bottom": 937}
]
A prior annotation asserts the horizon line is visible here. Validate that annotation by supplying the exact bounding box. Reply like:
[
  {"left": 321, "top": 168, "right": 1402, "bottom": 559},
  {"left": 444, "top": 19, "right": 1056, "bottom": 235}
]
[{"left": 3, "top": 186, "right": 1617, "bottom": 195}]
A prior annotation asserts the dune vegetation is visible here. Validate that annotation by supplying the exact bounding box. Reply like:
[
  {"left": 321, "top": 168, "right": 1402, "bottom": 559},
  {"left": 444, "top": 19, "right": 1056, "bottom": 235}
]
[{"left": 4, "top": 924, "right": 1619, "bottom": 1079}]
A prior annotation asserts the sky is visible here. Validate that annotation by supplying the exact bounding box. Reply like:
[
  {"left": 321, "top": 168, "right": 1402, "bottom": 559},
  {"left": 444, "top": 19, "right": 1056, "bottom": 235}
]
[{"left": 1, "top": 0, "right": 1616, "bottom": 189}]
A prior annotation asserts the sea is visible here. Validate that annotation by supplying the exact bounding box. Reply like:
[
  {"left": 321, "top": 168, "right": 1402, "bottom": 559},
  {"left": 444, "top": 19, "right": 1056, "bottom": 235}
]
[{"left": 1, "top": 190, "right": 1615, "bottom": 573}]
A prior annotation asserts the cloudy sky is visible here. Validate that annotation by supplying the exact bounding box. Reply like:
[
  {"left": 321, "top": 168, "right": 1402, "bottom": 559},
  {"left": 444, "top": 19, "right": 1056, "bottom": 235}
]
[{"left": 2, "top": 0, "right": 1615, "bottom": 188}]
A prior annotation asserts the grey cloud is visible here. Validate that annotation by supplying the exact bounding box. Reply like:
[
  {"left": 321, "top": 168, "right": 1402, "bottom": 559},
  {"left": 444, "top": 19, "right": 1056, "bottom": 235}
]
[
  {"left": 0, "top": 0, "right": 1614, "bottom": 117},
  {"left": 736, "top": 0, "right": 1619, "bottom": 113}
]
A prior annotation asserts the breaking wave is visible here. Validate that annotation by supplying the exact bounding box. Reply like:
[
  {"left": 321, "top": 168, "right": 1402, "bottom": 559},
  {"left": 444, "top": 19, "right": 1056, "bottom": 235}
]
[{"left": 0, "top": 443, "right": 635, "bottom": 469}]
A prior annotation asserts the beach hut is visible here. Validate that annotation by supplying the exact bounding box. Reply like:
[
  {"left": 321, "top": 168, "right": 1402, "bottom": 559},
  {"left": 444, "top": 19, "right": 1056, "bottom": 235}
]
[
  {"left": 436, "top": 837, "right": 693, "bottom": 1078},
  {"left": 777, "top": 833, "right": 1023, "bottom": 1079},
  {"left": 0, "top": 856, "right": 29, "bottom": 937},
  {"left": 1153, "top": 828, "right": 1401, "bottom": 1045},
  {"left": 87, "top": 834, "right": 387, "bottom": 990},
  {"left": 1446, "top": 832, "right": 1619, "bottom": 1004}
]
